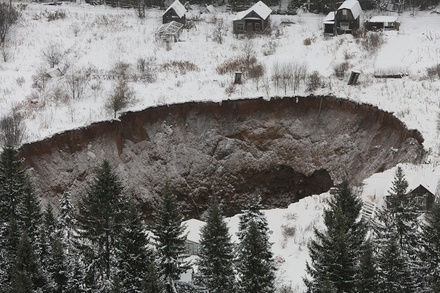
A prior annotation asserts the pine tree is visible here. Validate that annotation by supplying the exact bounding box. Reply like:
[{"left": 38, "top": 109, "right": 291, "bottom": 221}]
[
  {"left": 116, "top": 201, "right": 152, "bottom": 292},
  {"left": 76, "top": 160, "right": 130, "bottom": 292},
  {"left": 376, "top": 227, "right": 413, "bottom": 292},
  {"left": 11, "top": 232, "right": 45, "bottom": 292},
  {"left": 236, "top": 195, "right": 276, "bottom": 293},
  {"left": 357, "top": 240, "right": 379, "bottom": 293},
  {"left": 373, "top": 167, "right": 420, "bottom": 291},
  {"left": 143, "top": 259, "right": 165, "bottom": 293},
  {"left": 152, "top": 185, "right": 189, "bottom": 291},
  {"left": 40, "top": 203, "right": 59, "bottom": 293},
  {"left": 197, "top": 196, "right": 235, "bottom": 293},
  {"left": 304, "top": 180, "right": 366, "bottom": 293},
  {"left": 0, "top": 146, "right": 27, "bottom": 225},
  {"left": 419, "top": 199, "right": 440, "bottom": 292}
]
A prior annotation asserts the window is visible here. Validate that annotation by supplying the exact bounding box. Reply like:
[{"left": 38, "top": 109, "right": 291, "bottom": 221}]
[
  {"left": 255, "top": 23, "right": 261, "bottom": 31},
  {"left": 236, "top": 22, "right": 244, "bottom": 32},
  {"left": 340, "top": 22, "right": 349, "bottom": 31}
]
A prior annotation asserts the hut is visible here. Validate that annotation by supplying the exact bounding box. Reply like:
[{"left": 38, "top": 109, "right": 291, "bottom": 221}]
[
  {"left": 408, "top": 184, "right": 435, "bottom": 212},
  {"left": 365, "top": 15, "right": 400, "bottom": 31},
  {"left": 162, "top": 0, "right": 187, "bottom": 25},
  {"left": 232, "top": 1, "right": 272, "bottom": 34},
  {"left": 323, "top": 11, "right": 335, "bottom": 35},
  {"left": 334, "top": 0, "right": 362, "bottom": 34}
]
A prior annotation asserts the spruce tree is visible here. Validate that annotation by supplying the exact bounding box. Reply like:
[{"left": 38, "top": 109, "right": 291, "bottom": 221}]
[
  {"left": 419, "top": 198, "right": 440, "bottom": 291},
  {"left": 304, "top": 180, "right": 366, "bottom": 293},
  {"left": 11, "top": 232, "right": 45, "bottom": 292},
  {"left": 197, "top": 196, "right": 235, "bottom": 293},
  {"left": 143, "top": 259, "right": 165, "bottom": 293},
  {"left": 76, "top": 160, "right": 130, "bottom": 292},
  {"left": 152, "top": 185, "right": 189, "bottom": 291},
  {"left": 116, "top": 201, "right": 152, "bottom": 292},
  {"left": 373, "top": 167, "right": 420, "bottom": 291},
  {"left": 357, "top": 240, "right": 379, "bottom": 293},
  {"left": 236, "top": 195, "right": 276, "bottom": 293}
]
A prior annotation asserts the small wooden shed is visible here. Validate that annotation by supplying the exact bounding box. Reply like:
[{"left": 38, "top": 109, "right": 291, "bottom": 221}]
[
  {"left": 233, "top": 1, "right": 272, "bottom": 34},
  {"left": 365, "top": 15, "right": 400, "bottom": 31},
  {"left": 335, "top": 0, "right": 362, "bottom": 34},
  {"left": 408, "top": 184, "right": 435, "bottom": 212},
  {"left": 323, "top": 11, "right": 335, "bottom": 35},
  {"left": 162, "top": 0, "right": 187, "bottom": 25}
]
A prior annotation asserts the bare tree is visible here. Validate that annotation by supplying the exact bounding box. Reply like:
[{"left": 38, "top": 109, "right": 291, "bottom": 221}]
[
  {"left": 0, "top": 111, "right": 26, "bottom": 148},
  {"left": 42, "top": 42, "right": 63, "bottom": 68},
  {"left": 106, "top": 78, "right": 135, "bottom": 118},
  {"left": 0, "top": 3, "right": 19, "bottom": 46},
  {"left": 65, "top": 70, "right": 89, "bottom": 101}
]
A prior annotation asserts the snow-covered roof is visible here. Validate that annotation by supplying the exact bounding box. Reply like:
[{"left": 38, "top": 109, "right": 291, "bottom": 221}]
[
  {"left": 156, "top": 21, "right": 184, "bottom": 37},
  {"left": 164, "top": 0, "right": 187, "bottom": 18},
  {"left": 234, "top": 1, "right": 272, "bottom": 21},
  {"left": 368, "top": 15, "right": 399, "bottom": 23},
  {"left": 323, "top": 11, "right": 335, "bottom": 24},
  {"left": 183, "top": 218, "right": 205, "bottom": 243},
  {"left": 337, "top": 0, "right": 362, "bottom": 19}
]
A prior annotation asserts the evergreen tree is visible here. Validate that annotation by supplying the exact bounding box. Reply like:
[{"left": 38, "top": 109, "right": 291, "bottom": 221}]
[
  {"left": 48, "top": 237, "right": 69, "bottom": 293},
  {"left": 143, "top": 260, "right": 165, "bottom": 293},
  {"left": 152, "top": 185, "right": 189, "bottom": 291},
  {"left": 236, "top": 195, "right": 276, "bottom": 293},
  {"left": 419, "top": 199, "right": 440, "bottom": 292},
  {"left": 376, "top": 227, "right": 413, "bottom": 292},
  {"left": 40, "top": 203, "right": 59, "bottom": 293},
  {"left": 0, "top": 146, "right": 26, "bottom": 225},
  {"left": 197, "top": 196, "right": 235, "bottom": 293},
  {"left": 77, "top": 160, "right": 130, "bottom": 292},
  {"left": 11, "top": 232, "right": 45, "bottom": 292},
  {"left": 373, "top": 167, "right": 420, "bottom": 291},
  {"left": 116, "top": 201, "right": 152, "bottom": 292},
  {"left": 357, "top": 240, "right": 379, "bottom": 293},
  {"left": 304, "top": 180, "right": 366, "bottom": 293}
]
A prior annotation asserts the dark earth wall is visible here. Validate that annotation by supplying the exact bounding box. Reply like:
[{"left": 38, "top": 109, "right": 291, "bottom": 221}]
[{"left": 19, "top": 96, "right": 425, "bottom": 220}]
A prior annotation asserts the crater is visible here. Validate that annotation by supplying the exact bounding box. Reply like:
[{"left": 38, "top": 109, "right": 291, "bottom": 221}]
[{"left": 19, "top": 96, "right": 425, "bottom": 220}]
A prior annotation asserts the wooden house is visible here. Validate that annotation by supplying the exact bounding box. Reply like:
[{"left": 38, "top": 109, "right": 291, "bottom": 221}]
[
  {"left": 408, "top": 184, "right": 435, "bottom": 212},
  {"left": 334, "top": 0, "right": 362, "bottom": 34},
  {"left": 162, "top": 0, "right": 187, "bottom": 25},
  {"left": 233, "top": 1, "right": 272, "bottom": 34},
  {"left": 365, "top": 15, "right": 400, "bottom": 31}
]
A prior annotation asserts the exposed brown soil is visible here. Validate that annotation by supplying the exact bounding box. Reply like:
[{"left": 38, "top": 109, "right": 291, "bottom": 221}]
[{"left": 19, "top": 96, "right": 425, "bottom": 220}]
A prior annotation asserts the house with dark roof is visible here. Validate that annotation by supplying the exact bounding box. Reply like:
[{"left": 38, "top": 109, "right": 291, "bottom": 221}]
[
  {"left": 232, "top": 1, "right": 272, "bottom": 34},
  {"left": 162, "top": 0, "right": 187, "bottom": 25}
]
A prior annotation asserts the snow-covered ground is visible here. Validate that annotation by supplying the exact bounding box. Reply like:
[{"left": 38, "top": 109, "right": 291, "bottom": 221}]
[{"left": 1, "top": 2, "right": 440, "bottom": 291}]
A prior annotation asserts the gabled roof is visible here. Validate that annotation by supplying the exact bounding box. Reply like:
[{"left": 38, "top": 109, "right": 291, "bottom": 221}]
[
  {"left": 337, "top": 0, "right": 362, "bottom": 19},
  {"left": 234, "top": 1, "right": 272, "bottom": 21},
  {"left": 323, "top": 11, "right": 335, "bottom": 24},
  {"left": 164, "top": 0, "right": 187, "bottom": 18},
  {"left": 368, "top": 15, "right": 399, "bottom": 23}
]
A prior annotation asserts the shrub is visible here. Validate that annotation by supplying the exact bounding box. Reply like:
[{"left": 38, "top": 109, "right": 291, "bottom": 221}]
[
  {"left": 137, "top": 57, "right": 157, "bottom": 83},
  {"left": 0, "top": 111, "right": 26, "bottom": 147},
  {"left": 0, "top": 3, "right": 20, "bottom": 45},
  {"left": 46, "top": 9, "right": 67, "bottom": 21},
  {"left": 42, "top": 43, "right": 63, "bottom": 68},
  {"left": 225, "top": 84, "right": 236, "bottom": 96},
  {"left": 216, "top": 56, "right": 258, "bottom": 75},
  {"left": 303, "top": 37, "right": 312, "bottom": 46},
  {"left": 261, "top": 40, "right": 278, "bottom": 56},
  {"left": 160, "top": 60, "right": 199, "bottom": 75},
  {"left": 307, "top": 71, "right": 322, "bottom": 91},
  {"left": 32, "top": 67, "right": 50, "bottom": 90},
  {"left": 362, "top": 32, "right": 384, "bottom": 52},
  {"left": 248, "top": 64, "right": 265, "bottom": 90},
  {"left": 333, "top": 61, "right": 350, "bottom": 78},
  {"left": 110, "top": 61, "right": 131, "bottom": 79},
  {"left": 427, "top": 64, "right": 440, "bottom": 80},
  {"left": 282, "top": 224, "right": 296, "bottom": 238},
  {"left": 65, "top": 69, "right": 90, "bottom": 100}
]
